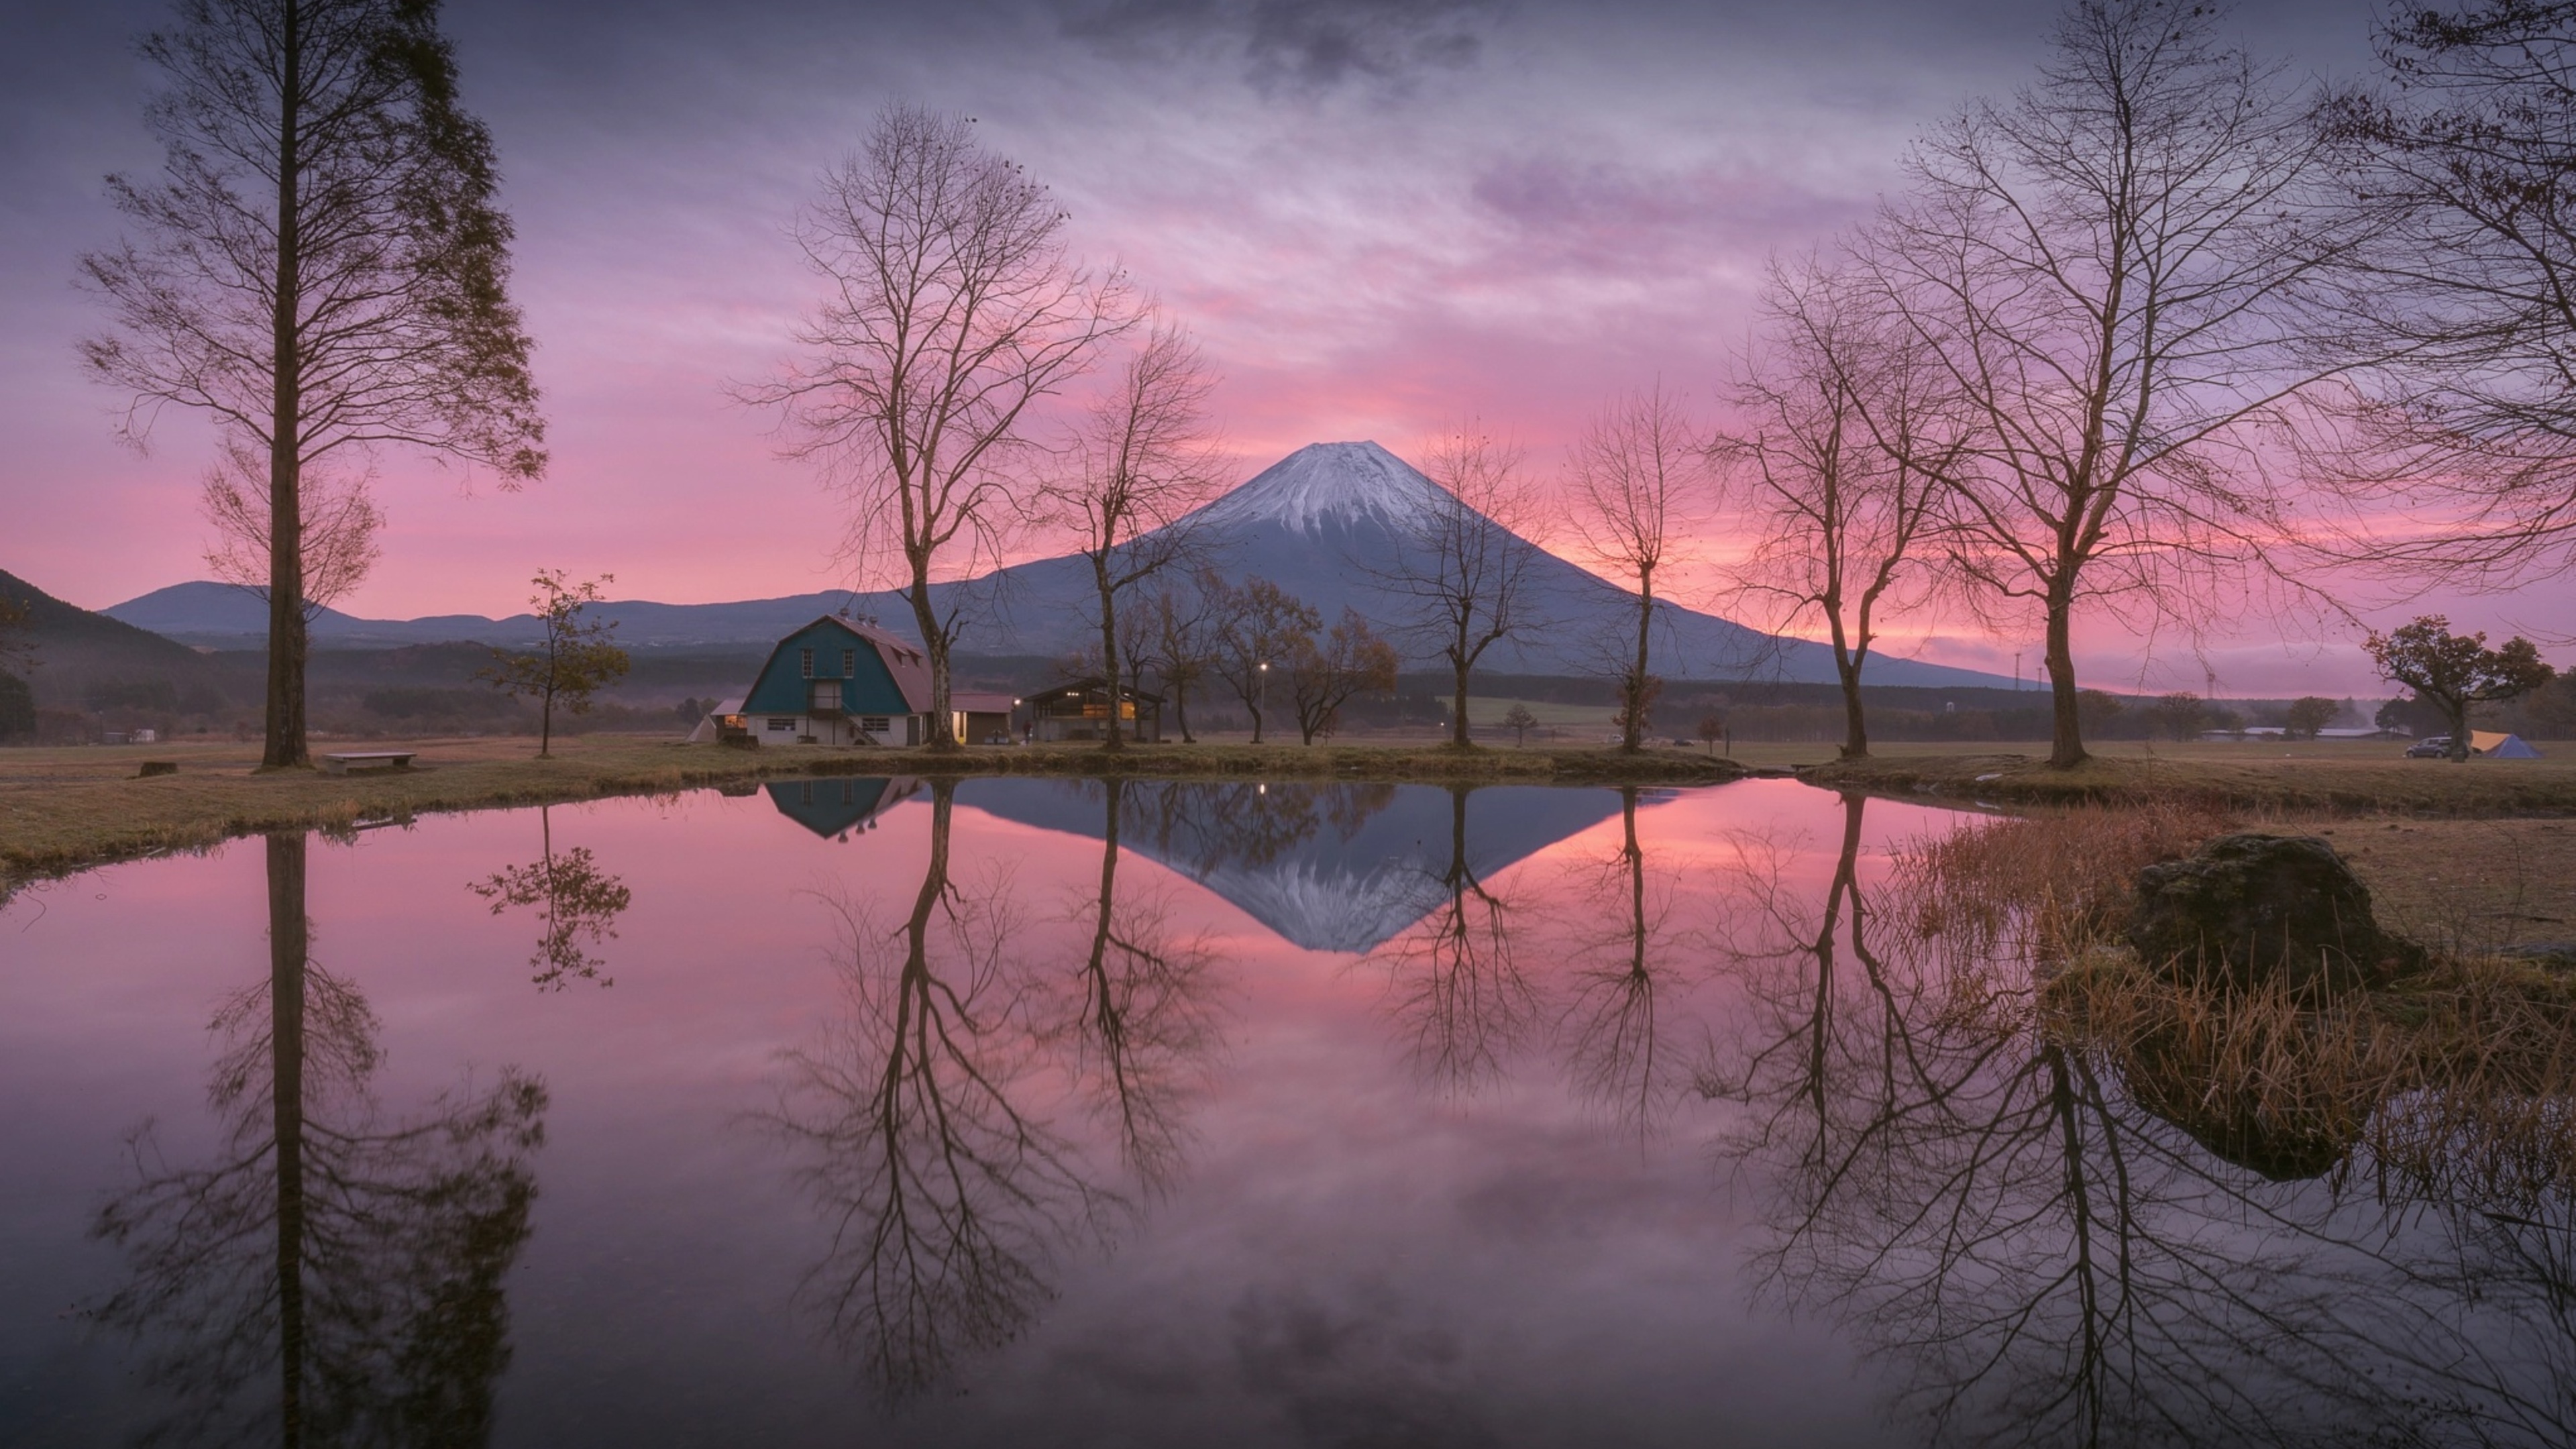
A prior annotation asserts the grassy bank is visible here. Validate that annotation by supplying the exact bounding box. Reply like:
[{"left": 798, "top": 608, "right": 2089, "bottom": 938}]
[
  {"left": 0, "top": 733, "right": 1748, "bottom": 883},
  {"left": 1801, "top": 743, "right": 2576, "bottom": 816}
]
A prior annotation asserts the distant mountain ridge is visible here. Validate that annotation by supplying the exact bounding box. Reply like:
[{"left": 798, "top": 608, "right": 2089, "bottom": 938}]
[{"left": 102, "top": 440, "right": 2015, "bottom": 688}]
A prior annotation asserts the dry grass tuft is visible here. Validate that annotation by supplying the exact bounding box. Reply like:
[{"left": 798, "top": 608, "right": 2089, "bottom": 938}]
[{"left": 1893, "top": 801, "right": 2576, "bottom": 1197}]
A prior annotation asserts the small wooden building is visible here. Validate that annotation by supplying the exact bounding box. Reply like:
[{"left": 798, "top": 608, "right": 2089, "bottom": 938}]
[{"left": 1025, "top": 678, "right": 1163, "bottom": 743}]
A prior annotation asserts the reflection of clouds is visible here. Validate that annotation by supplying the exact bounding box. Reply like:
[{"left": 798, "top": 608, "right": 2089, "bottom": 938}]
[{"left": 1231, "top": 1284, "right": 1499, "bottom": 1449}]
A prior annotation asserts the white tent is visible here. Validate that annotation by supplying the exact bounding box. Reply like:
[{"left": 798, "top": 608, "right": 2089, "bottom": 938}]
[{"left": 684, "top": 698, "right": 745, "bottom": 744}]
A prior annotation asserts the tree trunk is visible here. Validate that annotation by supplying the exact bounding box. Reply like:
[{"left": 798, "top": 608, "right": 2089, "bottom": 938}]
[
  {"left": 266, "top": 831, "right": 308, "bottom": 1448},
  {"left": 1836, "top": 653, "right": 1869, "bottom": 760},
  {"left": 1625, "top": 566, "right": 1653, "bottom": 754},
  {"left": 1175, "top": 676, "right": 1194, "bottom": 743},
  {"left": 908, "top": 576, "right": 957, "bottom": 752},
  {"left": 2044, "top": 585, "right": 2086, "bottom": 769},
  {"left": 1451, "top": 659, "right": 1472, "bottom": 749},
  {"left": 1095, "top": 558, "right": 1124, "bottom": 752},
  {"left": 262, "top": 11, "right": 308, "bottom": 771},
  {"left": 2446, "top": 699, "right": 2471, "bottom": 761}
]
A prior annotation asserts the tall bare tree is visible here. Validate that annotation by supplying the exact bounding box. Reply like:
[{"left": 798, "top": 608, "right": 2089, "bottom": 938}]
[
  {"left": 1566, "top": 384, "right": 1703, "bottom": 753},
  {"left": 749, "top": 105, "right": 1131, "bottom": 752},
  {"left": 1863, "top": 0, "right": 2353, "bottom": 767},
  {"left": 1376, "top": 422, "right": 1544, "bottom": 749},
  {"left": 1719, "top": 254, "right": 1957, "bottom": 759},
  {"left": 2315, "top": 2, "right": 2576, "bottom": 584},
  {"left": 1144, "top": 576, "right": 1222, "bottom": 743},
  {"left": 80, "top": 0, "right": 545, "bottom": 770},
  {"left": 1047, "top": 316, "right": 1221, "bottom": 751}
]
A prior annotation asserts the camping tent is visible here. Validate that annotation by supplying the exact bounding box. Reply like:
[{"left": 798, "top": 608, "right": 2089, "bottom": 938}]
[
  {"left": 685, "top": 697, "right": 746, "bottom": 744},
  {"left": 2474, "top": 731, "right": 2543, "bottom": 759}
]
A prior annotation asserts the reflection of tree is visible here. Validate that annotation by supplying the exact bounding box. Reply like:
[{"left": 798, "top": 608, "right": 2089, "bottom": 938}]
[
  {"left": 470, "top": 804, "right": 630, "bottom": 989},
  {"left": 1703, "top": 795, "right": 2576, "bottom": 1448},
  {"left": 1056, "top": 779, "right": 1224, "bottom": 1190},
  {"left": 89, "top": 833, "right": 547, "bottom": 1449},
  {"left": 1372, "top": 786, "right": 1536, "bottom": 1095},
  {"left": 766, "top": 782, "right": 1122, "bottom": 1400},
  {"left": 1558, "top": 787, "right": 1695, "bottom": 1136}
]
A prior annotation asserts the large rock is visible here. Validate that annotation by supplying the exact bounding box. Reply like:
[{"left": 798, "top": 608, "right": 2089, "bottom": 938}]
[{"left": 2127, "top": 834, "right": 2422, "bottom": 994}]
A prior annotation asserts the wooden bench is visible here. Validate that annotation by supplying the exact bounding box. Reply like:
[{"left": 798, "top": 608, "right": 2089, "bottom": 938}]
[{"left": 322, "top": 751, "right": 416, "bottom": 775}]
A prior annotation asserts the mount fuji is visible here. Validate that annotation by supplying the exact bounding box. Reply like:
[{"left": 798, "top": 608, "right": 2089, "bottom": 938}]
[{"left": 104, "top": 439, "right": 2010, "bottom": 687}]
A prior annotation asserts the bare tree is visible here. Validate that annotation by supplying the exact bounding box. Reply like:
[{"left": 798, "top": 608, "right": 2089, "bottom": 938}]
[
  {"left": 1373, "top": 422, "right": 1544, "bottom": 748},
  {"left": 1566, "top": 384, "right": 1703, "bottom": 753},
  {"left": 476, "top": 570, "right": 629, "bottom": 757},
  {"left": 80, "top": 0, "right": 545, "bottom": 770},
  {"left": 1719, "top": 253, "right": 1956, "bottom": 759},
  {"left": 201, "top": 435, "right": 383, "bottom": 614},
  {"left": 747, "top": 106, "right": 1132, "bottom": 752},
  {"left": 1208, "top": 575, "right": 1318, "bottom": 743},
  {"left": 1048, "top": 316, "right": 1222, "bottom": 751},
  {"left": 1284, "top": 608, "right": 1399, "bottom": 745},
  {"left": 1143, "top": 579, "right": 1221, "bottom": 742},
  {"left": 2314, "top": 2, "right": 2576, "bottom": 583},
  {"left": 1861, "top": 0, "right": 2355, "bottom": 768}
]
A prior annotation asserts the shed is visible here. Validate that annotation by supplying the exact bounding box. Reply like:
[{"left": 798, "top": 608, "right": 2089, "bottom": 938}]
[
  {"left": 684, "top": 696, "right": 746, "bottom": 744},
  {"left": 1025, "top": 678, "right": 1163, "bottom": 743},
  {"left": 954, "top": 691, "right": 1018, "bottom": 745}
]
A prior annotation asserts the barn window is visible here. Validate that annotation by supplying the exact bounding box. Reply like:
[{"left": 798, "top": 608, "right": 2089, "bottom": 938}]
[
  {"left": 800, "top": 648, "right": 813, "bottom": 679},
  {"left": 810, "top": 680, "right": 841, "bottom": 712},
  {"left": 842, "top": 649, "right": 855, "bottom": 676},
  {"left": 767, "top": 718, "right": 795, "bottom": 732},
  {"left": 861, "top": 716, "right": 890, "bottom": 733}
]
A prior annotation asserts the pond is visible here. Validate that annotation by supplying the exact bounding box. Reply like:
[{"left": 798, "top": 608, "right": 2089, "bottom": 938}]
[{"left": 1, "top": 776, "right": 2569, "bottom": 1447}]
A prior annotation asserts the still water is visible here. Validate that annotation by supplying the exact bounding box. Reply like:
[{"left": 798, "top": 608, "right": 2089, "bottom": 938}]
[{"left": 1, "top": 777, "right": 2568, "bottom": 1447}]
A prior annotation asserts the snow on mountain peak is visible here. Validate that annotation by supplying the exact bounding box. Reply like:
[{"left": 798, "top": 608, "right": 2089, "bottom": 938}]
[{"left": 1196, "top": 441, "right": 1444, "bottom": 534}]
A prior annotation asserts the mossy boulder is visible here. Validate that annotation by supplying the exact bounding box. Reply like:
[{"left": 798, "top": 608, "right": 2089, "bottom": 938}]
[{"left": 2127, "top": 833, "right": 2422, "bottom": 995}]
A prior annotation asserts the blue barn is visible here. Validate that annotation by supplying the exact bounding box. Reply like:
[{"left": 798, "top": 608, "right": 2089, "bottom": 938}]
[
  {"left": 735, "top": 616, "right": 1017, "bottom": 747},
  {"left": 741, "top": 617, "right": 936, "bottom": 746}
]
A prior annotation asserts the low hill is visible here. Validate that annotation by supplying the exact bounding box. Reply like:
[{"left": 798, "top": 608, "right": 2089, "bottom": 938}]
[{"left": 2, "top": 569, "right": 213, "bottom": 706}]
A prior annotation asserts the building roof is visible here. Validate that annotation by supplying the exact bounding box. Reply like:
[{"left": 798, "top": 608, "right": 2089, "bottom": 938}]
[
  {"left": 953, "top": 690, "right": 1018, "bottom": 714},
  {"left": 743, "top": 616, "right": 934, "bottom": 715}
]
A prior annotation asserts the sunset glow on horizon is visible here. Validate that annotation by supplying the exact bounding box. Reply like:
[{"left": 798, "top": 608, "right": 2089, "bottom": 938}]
[{"left": 4, "top": 0, "right": 2565, "bottom": 696}]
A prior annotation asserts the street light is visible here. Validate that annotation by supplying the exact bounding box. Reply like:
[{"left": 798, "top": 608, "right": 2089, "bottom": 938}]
[{"left": 1256, "top": 660, "right": 1269, "bottom": 742}]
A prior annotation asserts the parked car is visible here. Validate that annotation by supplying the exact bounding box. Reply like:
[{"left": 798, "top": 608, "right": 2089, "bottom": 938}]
[{"left": 2405, "top": 737, "right": 2451, "bottom": 759}]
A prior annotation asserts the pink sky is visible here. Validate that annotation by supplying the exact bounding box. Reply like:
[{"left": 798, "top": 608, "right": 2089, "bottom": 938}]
[{"left": 3, "top": 0, "right": 2566, "bottom": 695}]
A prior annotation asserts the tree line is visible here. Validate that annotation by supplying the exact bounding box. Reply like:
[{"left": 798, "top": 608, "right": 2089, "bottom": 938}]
[{"left": 64, "top": 0, "right": 2576, "bottom": 768}]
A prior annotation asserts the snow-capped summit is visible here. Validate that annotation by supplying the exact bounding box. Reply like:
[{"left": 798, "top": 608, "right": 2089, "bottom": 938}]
[{"left": 1192, "top": 440, "right": 1444, "bottom": 535}]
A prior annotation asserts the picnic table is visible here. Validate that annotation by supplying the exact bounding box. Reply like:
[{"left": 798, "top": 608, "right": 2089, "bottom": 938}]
[{"left": 321, "top": 751, "right": 417, "bottom": 775}]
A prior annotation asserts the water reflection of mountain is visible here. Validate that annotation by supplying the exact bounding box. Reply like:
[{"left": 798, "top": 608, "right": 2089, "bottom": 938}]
[
  {"left": 955, "top": 779, "right": 1635, "bottom": 953},
  {"left": 765, "top": 777, "right": 919, "bottom": 839}
]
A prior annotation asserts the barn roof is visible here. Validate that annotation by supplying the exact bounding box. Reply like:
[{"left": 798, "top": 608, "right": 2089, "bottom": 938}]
[{"left": 745, "top": 616, "right": 934, "bottom": 714}]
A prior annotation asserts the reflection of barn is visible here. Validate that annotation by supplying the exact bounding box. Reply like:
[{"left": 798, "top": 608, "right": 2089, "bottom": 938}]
[
  {"left": 1025, "top": 678, "right": 1163, "bottom": 743},
  {"left": 736, "top": 616, "right": 1014, "bottom": 746},
  {"left": 765, "top": 776, "right": 919, "bottom": 839}
]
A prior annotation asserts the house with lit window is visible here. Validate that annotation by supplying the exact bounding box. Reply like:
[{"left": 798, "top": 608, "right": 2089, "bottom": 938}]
[
  {"left": 1024, "top": 678, "right": 1163, "bottom": 743},
  {"left": 735, "top": 617, "right": 1015, "bottom": 746}
]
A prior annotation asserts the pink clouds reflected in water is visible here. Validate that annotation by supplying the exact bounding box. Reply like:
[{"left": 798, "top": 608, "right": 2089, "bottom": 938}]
[{"left": 0, "top": 777, "right": 1954, "bottom": 1444}]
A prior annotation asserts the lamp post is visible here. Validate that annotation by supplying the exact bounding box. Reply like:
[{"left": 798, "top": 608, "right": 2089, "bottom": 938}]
[{"left": 1256, "top": 660, "right": 1269, "bottom": 743}]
